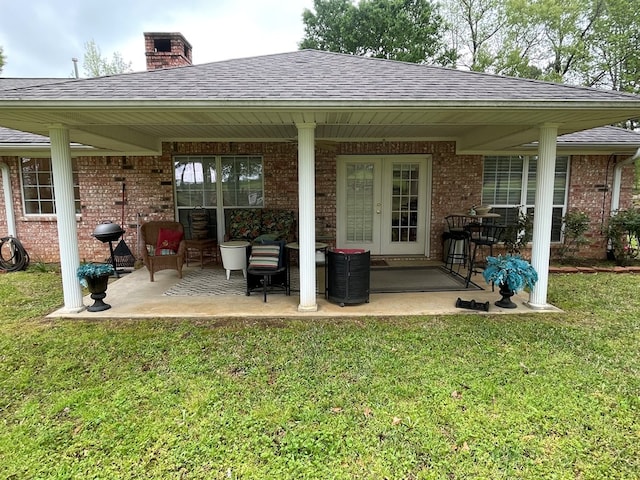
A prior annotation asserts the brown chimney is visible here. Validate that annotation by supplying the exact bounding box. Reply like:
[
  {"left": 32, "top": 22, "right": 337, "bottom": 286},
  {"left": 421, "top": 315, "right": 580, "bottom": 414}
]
[{"left": 144, "top": 32, "right": 192, "bottom": 71}]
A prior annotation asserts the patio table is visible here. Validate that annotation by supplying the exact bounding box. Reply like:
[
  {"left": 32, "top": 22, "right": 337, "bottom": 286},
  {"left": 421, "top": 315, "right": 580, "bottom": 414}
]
[{"left": 285, "top": 242, "right": 328, "bottom": 295}]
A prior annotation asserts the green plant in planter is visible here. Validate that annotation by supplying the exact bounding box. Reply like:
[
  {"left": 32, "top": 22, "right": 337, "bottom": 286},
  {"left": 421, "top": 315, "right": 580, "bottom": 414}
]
[
  {"left": 76, "top": 262, "right": 115, "bottom": 287},
  {"left": 482, "top": 254, "right": 538, "bottom": 308},
  {"left": 76, "top": 262, "right": 115, "bottom": 312},
  {"left": 502, "top": 207, "right": 533, "bottom": 255}
]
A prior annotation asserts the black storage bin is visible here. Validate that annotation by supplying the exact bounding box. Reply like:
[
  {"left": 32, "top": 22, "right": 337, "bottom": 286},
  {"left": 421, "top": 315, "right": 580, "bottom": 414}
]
[{"left": 327, "top": 249, "right": 370, "bottom": 306}]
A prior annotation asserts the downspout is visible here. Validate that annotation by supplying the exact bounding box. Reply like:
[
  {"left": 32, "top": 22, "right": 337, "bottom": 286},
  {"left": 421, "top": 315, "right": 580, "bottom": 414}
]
[
  {"left": 0, "top": 162, "right": 17, "bottom": 237},
  {"left": 610, "top": 147, "right": 640, "bottom": 213}
]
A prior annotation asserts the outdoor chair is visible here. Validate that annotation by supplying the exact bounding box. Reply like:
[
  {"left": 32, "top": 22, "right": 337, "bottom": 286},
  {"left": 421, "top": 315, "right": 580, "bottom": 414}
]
[
  {"left": 140, "top": 221, "right": 186, "bottom": 282},
  {"left": 464, "top": 223, "right": 505, "bottom": 288},
  {"left": 246, "top": 239, "right": 289, "bottom": 302},
  {"left": 444, "top": 215, "right": 470, "bottom": 274}
]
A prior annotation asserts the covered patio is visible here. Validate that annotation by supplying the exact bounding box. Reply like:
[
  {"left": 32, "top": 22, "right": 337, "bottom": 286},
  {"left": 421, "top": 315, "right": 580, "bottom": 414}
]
[
  {"left": 2, "top": 49, "right": 640, "bottom": 316},
  {"left": 47, "top": 262, "right": 558, "bottom": 319}
]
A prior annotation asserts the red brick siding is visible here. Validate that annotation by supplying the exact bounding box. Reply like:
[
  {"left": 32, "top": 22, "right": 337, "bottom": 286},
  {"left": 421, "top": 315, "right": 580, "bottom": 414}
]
[
  {"left": 564, "top": 154, "right": 636, "bottom": 258},
  {"left": 2, "top": 145, "right": 635, "bottom": 263}
]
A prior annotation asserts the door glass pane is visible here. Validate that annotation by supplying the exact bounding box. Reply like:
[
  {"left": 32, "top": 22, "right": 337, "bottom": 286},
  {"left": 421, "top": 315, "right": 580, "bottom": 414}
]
[
  {"left": 346, "top": 163, "right": 374, "bottom": 242},
  {"left": 390, "top": 164, "right": 419, "bottom": 243}
]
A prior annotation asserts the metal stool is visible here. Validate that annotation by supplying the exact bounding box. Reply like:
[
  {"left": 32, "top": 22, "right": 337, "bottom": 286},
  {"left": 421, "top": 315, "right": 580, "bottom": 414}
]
[
  {"left": 465, "top": 223, "right": 506, "bottom": 287},
  {"left": 444, "top": 215, "right": 470, "bottom": 274}
]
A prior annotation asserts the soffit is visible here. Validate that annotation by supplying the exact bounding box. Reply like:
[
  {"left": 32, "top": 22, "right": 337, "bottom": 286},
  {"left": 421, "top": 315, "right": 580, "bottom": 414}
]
[{"left": 1, "top": 103, "right": 639, "bottom": 154}]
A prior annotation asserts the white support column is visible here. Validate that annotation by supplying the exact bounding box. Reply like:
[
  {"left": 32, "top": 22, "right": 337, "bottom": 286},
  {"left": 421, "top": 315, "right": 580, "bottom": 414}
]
[
  {"left": 611, "top": 148, "right": 640, "bottom": 213},
  {"left": 0, "top": 162, "right": 16, "bottom": 237},
  {"left": 296, "top": 123, "right": 318, "bottom": 312},
  {"left": 50, "top": 125, "right": 84, "bottom": 312},
  {"left": 610, "top": 164, "right": 623, "bottom": 213},
  {"left": 528, "top": 124, "right": 558, "bottom": 309}
]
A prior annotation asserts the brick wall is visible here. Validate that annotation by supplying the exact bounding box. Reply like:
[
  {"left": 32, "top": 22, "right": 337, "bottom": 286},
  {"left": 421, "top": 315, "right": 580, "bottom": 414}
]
[
  {"left": 1, "top": 144, "right": 635, "bottom": 263},
  {"left": 564, "top": 154, "right": 636, "bottom": 258}
]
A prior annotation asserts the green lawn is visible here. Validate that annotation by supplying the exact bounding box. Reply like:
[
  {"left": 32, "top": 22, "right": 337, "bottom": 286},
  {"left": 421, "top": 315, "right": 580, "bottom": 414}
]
[{"left": 0, "top": 269, "right": 638, "bottom": 479}]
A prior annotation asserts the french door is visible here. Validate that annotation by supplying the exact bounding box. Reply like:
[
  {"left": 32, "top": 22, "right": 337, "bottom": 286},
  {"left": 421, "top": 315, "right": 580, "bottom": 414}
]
[{"left": 337, "top": 155, "right": 430, "bottom": 255}]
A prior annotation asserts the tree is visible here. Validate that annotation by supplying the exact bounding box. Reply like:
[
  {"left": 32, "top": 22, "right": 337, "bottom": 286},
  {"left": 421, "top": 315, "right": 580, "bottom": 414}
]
[
  {"left": 506, "top": 0, "right": 603, "bottom": 83},
  {"left": 0, "top": 45, "right": 5, "bottom": 74},
  {"left": 81, "top": 40, "right": 132, "bottom": 77},
  {"left": 446, "top": 0, "right": 507, "bottom": 71},
  {"left": 585, "top": 0, "right": 640, "bottom": 94},
  {"left": 300, "top": 0, "right": 456, "bottom": 65}
]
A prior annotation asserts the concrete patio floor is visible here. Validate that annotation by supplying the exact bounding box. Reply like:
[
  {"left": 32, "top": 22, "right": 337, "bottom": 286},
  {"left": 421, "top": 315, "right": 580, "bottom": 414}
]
[{"left": 48, "top": 262, "right": 562, "bottom": 319}]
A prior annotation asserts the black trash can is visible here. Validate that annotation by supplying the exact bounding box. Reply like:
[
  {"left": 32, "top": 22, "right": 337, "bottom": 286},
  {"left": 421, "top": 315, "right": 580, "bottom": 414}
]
[{"left": 327, "top": 249, "right": 370, "bottom": 306}]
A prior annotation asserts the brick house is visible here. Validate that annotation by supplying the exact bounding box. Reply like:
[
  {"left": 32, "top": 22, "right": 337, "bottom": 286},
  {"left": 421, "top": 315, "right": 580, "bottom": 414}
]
[{"left": 1, "top": 32, "right": 640, "bottom": 313}]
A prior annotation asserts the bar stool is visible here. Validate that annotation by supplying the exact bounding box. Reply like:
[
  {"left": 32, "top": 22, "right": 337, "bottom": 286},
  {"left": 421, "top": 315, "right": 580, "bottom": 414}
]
[
  {"left": 444, "top": 215, "right": 470, "bottom": 274},
  {"left": 464, "top": 223, "right": 505, "bottom": 287}
]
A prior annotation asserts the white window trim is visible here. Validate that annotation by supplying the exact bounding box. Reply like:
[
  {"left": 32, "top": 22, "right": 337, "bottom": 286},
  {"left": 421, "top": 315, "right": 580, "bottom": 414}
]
[
  {"left": 173, "top": 155, "right": 265, "bottom": 242},
  {"left": 19, "top": 157, "right": 80, "bottom": 216},
  {"left": 483, "top": 155, "right": 570, "bottom": 243}
]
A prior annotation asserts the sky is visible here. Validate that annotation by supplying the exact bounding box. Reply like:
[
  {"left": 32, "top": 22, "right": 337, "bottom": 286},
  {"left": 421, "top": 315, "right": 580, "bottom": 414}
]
[{"left": 0, "top": 0, "right": 316, "bottom": 78}]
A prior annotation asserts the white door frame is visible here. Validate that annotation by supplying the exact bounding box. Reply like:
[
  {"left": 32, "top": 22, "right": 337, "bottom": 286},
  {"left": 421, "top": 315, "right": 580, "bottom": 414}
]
[{"left": 336, "top": 155, "right": 431, "bottom": 256}]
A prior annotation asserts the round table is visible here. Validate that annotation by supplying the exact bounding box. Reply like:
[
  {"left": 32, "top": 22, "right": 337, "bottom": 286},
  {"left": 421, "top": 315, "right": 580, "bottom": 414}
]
[
  {"left": 219, "top": 241, "right": 250, "bottom": 280},
  {"left": 285, "top": 242, "right": 329, "bottom": 294}
]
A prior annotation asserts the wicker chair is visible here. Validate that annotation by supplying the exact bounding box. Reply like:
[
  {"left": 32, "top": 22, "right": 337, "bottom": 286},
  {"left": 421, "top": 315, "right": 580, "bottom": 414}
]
[{"left": 140, "top": 221, "right": 186, "bottom": 282}]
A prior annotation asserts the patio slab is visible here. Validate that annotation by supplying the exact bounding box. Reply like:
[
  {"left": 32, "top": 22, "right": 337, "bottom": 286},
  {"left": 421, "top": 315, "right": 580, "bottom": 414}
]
[{"left": 47, "top": 265, "right": 562, "bottom": 319}]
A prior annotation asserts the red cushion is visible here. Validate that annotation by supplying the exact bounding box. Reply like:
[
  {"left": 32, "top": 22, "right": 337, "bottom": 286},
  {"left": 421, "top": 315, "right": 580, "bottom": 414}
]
[
  {"left": 333, "top": 249, "right": 365, "bottom": 254},
  {"left": 155, "top": 228, "right": 183, "bottom": 255}
]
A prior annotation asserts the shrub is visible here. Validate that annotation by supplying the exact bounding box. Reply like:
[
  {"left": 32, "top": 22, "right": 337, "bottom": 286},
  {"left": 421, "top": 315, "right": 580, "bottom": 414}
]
[
  {"left": 502, "top": 207, "right": 533, "bottom": 256},
  {"left": 557, "top": 210, "right": 590, "bottom": 262},
  {"left": 606, "top": 208, "right": 640, "bottom": 266}
]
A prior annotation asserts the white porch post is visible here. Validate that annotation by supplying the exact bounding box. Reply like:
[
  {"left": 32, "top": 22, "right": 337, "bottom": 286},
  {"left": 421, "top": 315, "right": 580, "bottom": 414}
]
[
  {"left": 1, "top": 162, "right": 16, "bottom": 237},
  {"left": 50, "top": 125, "right": 84, "bottom": 312},
  {"left": 611, "top": 148, "right": 640, "bottom": 213},
  {"left": 296, "top": 123, "right": 318, "bottom": 312},
  {"left": 528, "top": 124, "right": 558, "bottom": 309}
]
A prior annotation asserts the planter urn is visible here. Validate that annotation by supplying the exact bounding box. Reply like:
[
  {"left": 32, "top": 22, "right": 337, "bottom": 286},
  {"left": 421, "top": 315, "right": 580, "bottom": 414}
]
[
  {"left": 494, "top": 283, "right": 517, "bottom": 309},
  {"left": 84, "top": 274, "right": 111, "bottom": 312}
]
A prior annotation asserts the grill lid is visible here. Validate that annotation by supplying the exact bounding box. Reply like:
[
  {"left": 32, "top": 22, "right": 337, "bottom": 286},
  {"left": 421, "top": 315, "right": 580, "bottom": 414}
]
[{"left": 92, "top": 221, "right": 125, "bottom": 242}]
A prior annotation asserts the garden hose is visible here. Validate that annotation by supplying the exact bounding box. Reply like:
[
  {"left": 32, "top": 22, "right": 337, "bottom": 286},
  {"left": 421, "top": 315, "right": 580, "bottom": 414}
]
[{"left": 0, "top": 236, "right": 30, "bottom": 272}]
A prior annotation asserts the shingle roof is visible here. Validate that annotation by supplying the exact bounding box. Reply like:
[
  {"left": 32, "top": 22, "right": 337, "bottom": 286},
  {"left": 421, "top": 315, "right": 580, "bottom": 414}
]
[
  {"left": 556, "top": 125, "right": 640, "bottom": 145},
  {"left": 1, "top": 50, "right": 638, "bottom": 103},
  {"left": 0, "top": 126, "right": 49, "bottom": 143},
  {"left": 0, "top": 78, "right": 72, "bottom": 91}
]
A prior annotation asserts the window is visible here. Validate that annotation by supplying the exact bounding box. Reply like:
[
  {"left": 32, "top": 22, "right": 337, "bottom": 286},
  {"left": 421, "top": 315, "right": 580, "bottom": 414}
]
[
  {"left": 174, "top": 155, "right": 264, "bottom": 238},
  {"left": 221, "top": 156, "right": 264, "bottom": 207},
  {"left": 482, "top": 155, "right": 569, "bottom": 242},
  {"left": 20, "top": 157, "right": 80, "bottom": 215}
]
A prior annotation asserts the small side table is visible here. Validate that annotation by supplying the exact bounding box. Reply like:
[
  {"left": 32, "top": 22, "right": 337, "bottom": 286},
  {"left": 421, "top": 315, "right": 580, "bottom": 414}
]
[
  {"left": 219, "top": 240, "right": 250, "bottom": 280},
  {"left": 285, "top": 242, "right": 329, "bottom": 294},
  {"left": 185, "top": 238, "right": 218, "bottom": 269}
]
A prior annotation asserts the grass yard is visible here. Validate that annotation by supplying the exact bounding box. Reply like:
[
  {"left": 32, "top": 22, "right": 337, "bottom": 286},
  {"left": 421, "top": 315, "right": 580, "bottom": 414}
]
[{"left": 0, "top": 269, "right": 638, "bottom": 479}]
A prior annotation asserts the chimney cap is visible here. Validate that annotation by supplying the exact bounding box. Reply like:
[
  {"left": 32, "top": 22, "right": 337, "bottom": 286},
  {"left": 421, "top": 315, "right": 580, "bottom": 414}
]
[{"left": 144, "top": 32, "right": 192, "bottom": 49}]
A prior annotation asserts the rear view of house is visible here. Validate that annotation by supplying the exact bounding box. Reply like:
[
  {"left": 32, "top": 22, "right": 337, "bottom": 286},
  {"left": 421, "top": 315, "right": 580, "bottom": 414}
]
[{"left": 1, "top": 32, "right": 640, "bottom": 313}]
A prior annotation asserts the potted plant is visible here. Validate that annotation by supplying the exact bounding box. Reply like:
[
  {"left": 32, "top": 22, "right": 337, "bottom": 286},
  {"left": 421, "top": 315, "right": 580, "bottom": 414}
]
[
  {"left": 76, "top": 262, "right": 115, "bottom": 311},
  {"left": 482, "top": 254, "right": 538, "bottom": 309}
]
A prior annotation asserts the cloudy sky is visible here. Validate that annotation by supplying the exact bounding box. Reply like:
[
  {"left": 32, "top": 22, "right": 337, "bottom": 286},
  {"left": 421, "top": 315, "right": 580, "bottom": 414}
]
[{"left": 0, "top": 0, "right": 316, "bottom": 78}]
